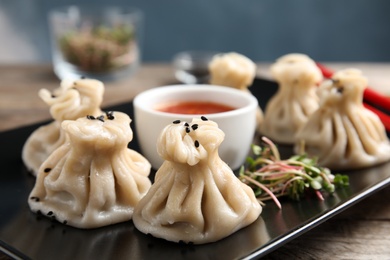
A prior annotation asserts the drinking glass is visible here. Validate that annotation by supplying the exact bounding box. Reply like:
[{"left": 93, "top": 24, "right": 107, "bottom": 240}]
[
  {"left": 173, "top": 51, "right": 219, "bottom": 84},
  {"left": 48, "top": 5, "right": 143, "bottom": 81}
]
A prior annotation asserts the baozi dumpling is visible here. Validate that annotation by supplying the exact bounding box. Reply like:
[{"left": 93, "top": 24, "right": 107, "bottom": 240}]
[
  {"left": 260, "top": 53, "right": 323, "bottom": 144},
  {"left": 28, "top": 111, "right": 151, "bottom": 228},
  {"left": 209, "top": 52, "right": 263, "bottom": 126},
  {"left": 133, "top": 117, "right": 261, "bottom": 244},
  {"left": 22, "top": 78, "right": 104, "bottom": 176},
  {"left": 295, "top": 69, "right": 390, "bottom": 170}
]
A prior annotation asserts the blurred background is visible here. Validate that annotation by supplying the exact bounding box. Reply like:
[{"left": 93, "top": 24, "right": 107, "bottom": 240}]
[{"left": 1, "top": 0, "right": 390, "bottom": 64}]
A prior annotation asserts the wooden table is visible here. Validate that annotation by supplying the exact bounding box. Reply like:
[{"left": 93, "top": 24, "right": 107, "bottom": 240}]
[{"left": 1, "top": 63, "right": 390, "bottom": 259}]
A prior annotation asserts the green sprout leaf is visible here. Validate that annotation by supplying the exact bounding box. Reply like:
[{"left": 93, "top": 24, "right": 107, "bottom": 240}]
[
  {"left": 252, "top": 144, "right": 262, "bottom": 156},
  {"left": 334, "top": 174, "right": 349, "bottom": 187}
]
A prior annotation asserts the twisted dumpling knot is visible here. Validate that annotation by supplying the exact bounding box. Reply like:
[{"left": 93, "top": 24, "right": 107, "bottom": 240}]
[
  {"left": 270, "top": 53, "right": 322, "bottom": 87},
  {"left": 319, "top": 68, "right": 368, "bottom": 105},
  {"left": 22, "top": 78, "right": 105, "bottom": 176},
  {"left": 62, "top": 112, "right": 133, "bottom": 152},
  {"left": 39, "top": 78, "right": 104, "bottom": 121},
  {"left": 157, "top": 118, "right": 223, "bottom": 166}
]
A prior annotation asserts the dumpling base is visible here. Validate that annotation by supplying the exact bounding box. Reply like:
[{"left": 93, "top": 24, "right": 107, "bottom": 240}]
[
  {"left": 28, "top": 198, "right": 134, "bottom": 229},
  {"left": 133, "top": 161, "right": 262, "bottom": 245}
]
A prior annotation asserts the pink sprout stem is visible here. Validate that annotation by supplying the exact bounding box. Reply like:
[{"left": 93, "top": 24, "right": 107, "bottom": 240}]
[
  {"left": 241, "top": 174, "right": 282, "bottom": 209},
  {"left": 261, "top": 136, "right": 280, "bottom": 161},
  {"left": 315, "top": 190, "right": 324, "bottom": 201}
]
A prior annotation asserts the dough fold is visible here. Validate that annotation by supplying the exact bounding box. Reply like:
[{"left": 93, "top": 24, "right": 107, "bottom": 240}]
[
  {"left": 295, "top": 69, "right": 390, "bottom": 170},
  {"left": 260, "top": 53, "right": 322, "bottom": 143}
]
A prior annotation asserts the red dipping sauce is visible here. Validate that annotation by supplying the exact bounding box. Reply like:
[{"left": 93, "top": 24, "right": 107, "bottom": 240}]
[{"left": 155, "top": 101, "right": 235, "bottom": 115}]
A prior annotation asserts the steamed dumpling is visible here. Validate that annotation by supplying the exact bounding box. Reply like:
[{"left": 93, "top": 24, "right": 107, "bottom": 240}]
[
  {"left": 28, "top": 111, "right": 151, "bottom": 228},
  {"left": 260, "top": 53, "right": 323, "bottom": 144},
  {"left": 22, "top": 78, "right": 104, "bottom": 176},
  {"left": 133, "top": 117, "right": 261, "bottom": 244},
  {"left": 295, "top": 69, "right": 390, "bottom": 170},
  {"left": 209, "top": 52, "right": 256, "bottom": 90},
  {"left": 209, "top": 52, "right": 263, "bottom": 126}
]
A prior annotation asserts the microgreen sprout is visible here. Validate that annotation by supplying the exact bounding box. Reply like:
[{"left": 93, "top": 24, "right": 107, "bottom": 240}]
[
  {"left": 239, "top": 136, "right": 349, "bottom": 209},
  {"left": 59, "top": 24, "right": 136, "bottom": 73}
]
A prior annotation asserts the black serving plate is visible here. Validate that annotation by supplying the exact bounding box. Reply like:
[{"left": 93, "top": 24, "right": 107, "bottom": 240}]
[{"left": 1, "top": 78, "right": 390, "bottom": 259}]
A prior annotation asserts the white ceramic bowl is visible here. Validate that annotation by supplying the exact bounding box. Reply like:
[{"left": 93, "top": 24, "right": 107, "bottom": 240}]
[{"left": 133, "top": 84, "right": 258, "bottom": 170}]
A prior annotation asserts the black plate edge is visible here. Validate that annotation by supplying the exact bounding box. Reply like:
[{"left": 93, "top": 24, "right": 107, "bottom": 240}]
[{"left": 245, "top": 176, "right": 390, "bottom": 259}]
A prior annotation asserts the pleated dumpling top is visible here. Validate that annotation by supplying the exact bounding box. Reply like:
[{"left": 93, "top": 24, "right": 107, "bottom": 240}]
[{"left": 22, "top": 78, "right": 104, "bottom": 176}]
